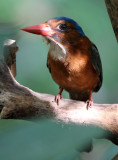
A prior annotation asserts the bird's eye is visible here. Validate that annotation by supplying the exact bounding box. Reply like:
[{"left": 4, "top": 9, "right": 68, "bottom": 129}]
[{"left": 58, "top": 23, "right": 68, "bottom": 32}]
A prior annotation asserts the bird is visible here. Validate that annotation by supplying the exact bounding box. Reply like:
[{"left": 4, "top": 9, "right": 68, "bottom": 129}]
[{"left": 21, "top": 16, "right": 103, "bottom": 109}]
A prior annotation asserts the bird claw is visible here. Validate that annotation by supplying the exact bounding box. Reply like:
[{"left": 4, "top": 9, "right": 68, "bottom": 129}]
[
  {"left": 55, "top": 94, "right": 63, "bottom": 105},
  {"left": 86, "top": 100, "right": 93, "bottom": 110}
]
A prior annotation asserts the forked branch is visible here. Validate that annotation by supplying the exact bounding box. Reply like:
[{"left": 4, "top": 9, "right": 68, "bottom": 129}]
[{"left": 0, "top": 39, "right": 118, "bottom": 134}]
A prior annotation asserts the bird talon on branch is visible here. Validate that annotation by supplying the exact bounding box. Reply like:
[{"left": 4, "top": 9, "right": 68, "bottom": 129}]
[
  {"left": 86, "top": 100, "right": 93, "bottom": 110},
  {"left": 55, "top": 94, "right": 63, "bottom": 105}
]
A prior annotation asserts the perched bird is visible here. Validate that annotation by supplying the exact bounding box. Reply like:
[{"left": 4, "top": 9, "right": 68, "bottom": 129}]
[{"left": 21, "top": 17, "right": 103, "bottom": 109}]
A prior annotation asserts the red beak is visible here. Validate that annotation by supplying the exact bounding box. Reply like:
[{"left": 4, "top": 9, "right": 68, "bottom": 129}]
[{"left": 21, "top": 23, "right": 53, "bottom": 36}]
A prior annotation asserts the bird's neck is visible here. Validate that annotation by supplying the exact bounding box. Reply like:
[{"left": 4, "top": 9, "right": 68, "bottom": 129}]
[
  {"left": 49, "top": 40, "right": 67, "bottom": 61},
  {"left": 48, "top": 36, "right": 91, "bottom": 61}
]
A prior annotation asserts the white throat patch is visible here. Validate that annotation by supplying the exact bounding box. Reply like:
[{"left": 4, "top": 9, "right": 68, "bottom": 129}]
[{"left": 47, "top": 36, "right": 67, "bottom": 60}]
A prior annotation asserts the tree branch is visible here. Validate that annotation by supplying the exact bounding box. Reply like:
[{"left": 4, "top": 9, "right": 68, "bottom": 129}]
[
  {"left": 0, "top": 39, "right": 118, "bottom": 134},
  {"left": 105, "top": 0, "right": 118, "bottom": 42}
]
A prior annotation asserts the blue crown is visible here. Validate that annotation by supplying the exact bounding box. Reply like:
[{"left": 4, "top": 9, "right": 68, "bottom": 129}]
[{"left": 51, "top": 17, "right": 85, "bottom": 36}]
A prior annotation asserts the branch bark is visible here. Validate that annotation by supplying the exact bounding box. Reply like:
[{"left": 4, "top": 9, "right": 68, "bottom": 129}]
[
  {"left": 0, "top": 39, "right": 118, "bottom": 134},
  {"left": 105, "top": 0, "right": 118, "bottom": 42}
]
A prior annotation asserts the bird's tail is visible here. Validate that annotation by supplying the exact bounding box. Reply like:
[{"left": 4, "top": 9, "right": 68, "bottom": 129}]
[{"left": 69, "top": 91, "right": 89, "bottom": 102}]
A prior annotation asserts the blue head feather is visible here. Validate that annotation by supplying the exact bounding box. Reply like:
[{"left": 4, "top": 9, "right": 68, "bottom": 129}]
[{"left": 51, "top": 17, "right": 85, "bottom": 36}]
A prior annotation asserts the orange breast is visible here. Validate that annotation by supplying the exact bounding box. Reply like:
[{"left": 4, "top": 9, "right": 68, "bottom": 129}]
[{"left": 48, "top": 50, "right": 99, "bottom": 93}]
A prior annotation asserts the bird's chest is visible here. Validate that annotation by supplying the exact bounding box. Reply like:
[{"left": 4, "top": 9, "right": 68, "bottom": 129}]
[{"left": 48, "top": 47, "right": 98, "bottom": 92}]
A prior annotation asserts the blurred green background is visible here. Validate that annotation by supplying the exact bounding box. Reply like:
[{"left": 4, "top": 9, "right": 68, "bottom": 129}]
[{"left": 0, "top": 0, "right": 118, "bottom": 159}]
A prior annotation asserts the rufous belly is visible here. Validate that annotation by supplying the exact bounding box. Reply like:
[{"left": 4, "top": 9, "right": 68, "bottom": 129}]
[{"left": 48, "top": 55, "right": 99, "bottom": 93}]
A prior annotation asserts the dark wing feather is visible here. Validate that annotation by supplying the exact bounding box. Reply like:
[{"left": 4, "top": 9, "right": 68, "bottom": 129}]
[
  {"left": 91, "top": 43, "right": 103, "bottom": 92},
  {"left": 47, "top": 53, "right": 51, "bottom": 73}
]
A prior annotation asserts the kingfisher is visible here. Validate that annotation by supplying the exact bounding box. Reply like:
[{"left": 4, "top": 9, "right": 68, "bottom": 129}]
[{"left": 21, "top": 17, "right": 103, "bottom": 109}]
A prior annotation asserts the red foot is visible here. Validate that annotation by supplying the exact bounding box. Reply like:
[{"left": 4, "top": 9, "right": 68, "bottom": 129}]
[
  {"left": 55, "top": 94, "right": 63, "bottom": 105},
  {"left": 86, "top": 100, "right": 93, "bottom": 110}
]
